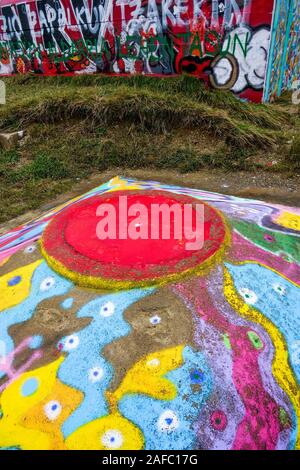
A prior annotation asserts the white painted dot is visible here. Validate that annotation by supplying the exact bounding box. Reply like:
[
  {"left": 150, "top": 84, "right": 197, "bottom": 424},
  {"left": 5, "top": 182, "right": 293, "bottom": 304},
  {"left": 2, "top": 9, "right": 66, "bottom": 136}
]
[
  {"left": 40, "top": 276, "right": 55, "bottom": 292},
  {"left": 272, "top": 283, "right": 286, "bottom": 296},
  {"left": 150, "top": 315, "right": 161, "bottom": 325},
  {"left": 101, "top": 430, "right": 123, "bottom": 449},
  {"left": 44, "top": 400, "right": 62, "bottom": 421},
  {"left": 100, "top": 301, "right": 115, "bottom": 317},
  {"left": 88, "top": 366, "right": 104, "bottom": 383},
  {"left": 239, "top": 287, "right": 258, "bottom": 305},
  {"left": 24, "top": 245, "right": 36, "bottom": 254},
  {"left": 157, "top": 410, "right": 179, "bottom": 432},
  {"left": 64, "top": 334, "right": 80, "bottom": 351},
  {"left": 147, "top": 358, "right": 160, "bottom": 368}
]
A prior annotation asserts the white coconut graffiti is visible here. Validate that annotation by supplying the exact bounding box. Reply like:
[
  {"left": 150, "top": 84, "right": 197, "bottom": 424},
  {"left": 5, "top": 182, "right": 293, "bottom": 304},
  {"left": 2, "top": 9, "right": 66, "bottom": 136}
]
[{"left": 212, "top": 26, "right": 270, "bottom": 93}]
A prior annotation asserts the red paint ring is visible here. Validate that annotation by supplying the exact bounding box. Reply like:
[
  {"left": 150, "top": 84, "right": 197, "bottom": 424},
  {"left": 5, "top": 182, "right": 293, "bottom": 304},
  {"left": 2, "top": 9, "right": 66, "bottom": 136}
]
[{"left": 41, "top": 190, "right": 228, "bottom": 288}]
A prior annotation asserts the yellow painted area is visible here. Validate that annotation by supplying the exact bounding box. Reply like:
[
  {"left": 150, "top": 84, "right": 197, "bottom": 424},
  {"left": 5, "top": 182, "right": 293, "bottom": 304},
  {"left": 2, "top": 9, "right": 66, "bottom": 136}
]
[
  {"left": 0, "top": 358, "right": 64, "bottom": 450},
  {"left": 0, "top": 423, "right": 50, "bottom": 450},
  {"left": 0, "top": 357, "right": 63, "bottom": 420},
  {"left": 66, "top": 345, "right": 184, "bottom": 450},
  {"left": 223, "top": 267, "right": 300, "bottom": 449},
  {"left": 107, "top": 176, "right": 142, "bottom": 192},
  {"left": 275, "top": 211, "right": 300, "bottom": 231},
  {"left": 65, "top": 413, "right": 144, "bottom": 450},
  {"left": 107, "top": 346, "right": 184, "bottom": 411},
  {"left": 21, "top": 380, "right": 83, "bottom": 450},
  {"left": 0, "top": 260, "right": 42, "bottom": 311}
]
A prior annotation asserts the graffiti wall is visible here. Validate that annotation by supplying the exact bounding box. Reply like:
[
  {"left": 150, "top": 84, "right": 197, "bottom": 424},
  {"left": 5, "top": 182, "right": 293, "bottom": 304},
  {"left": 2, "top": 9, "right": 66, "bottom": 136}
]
[
  {"left": 264, "top": 0, "right": 300, "bottom": 101},
  {"left": 282, "top": 0, "right": 300, "bottom": 93},
  {"left": 0, "top": 176, "right": 299, "bottom": 450},
  {"left": 0, "top": 0, "right": 276, "bottom": 101}
]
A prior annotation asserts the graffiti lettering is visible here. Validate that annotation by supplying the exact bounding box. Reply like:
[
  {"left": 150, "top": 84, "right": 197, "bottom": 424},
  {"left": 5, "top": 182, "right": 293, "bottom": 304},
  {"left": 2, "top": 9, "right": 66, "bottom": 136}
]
[{"left": 0, "top": 0, "right": 275, "bottom": 101}]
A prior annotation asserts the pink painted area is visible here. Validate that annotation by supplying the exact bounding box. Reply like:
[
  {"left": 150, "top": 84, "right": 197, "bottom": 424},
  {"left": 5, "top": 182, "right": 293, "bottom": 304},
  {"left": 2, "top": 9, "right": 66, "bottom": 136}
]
[
  {"left": 0, "top": 238, "right": 41, "bottom": 264},
  {"left": 0, "top": 245, "right": 21, "bottom": 264},
  {"left": 272, "top": 205, "right": 300, "bottom": 217},
  {"left": 175, "top": 278, "right": 281, "bottom": 450},
  {"left": 0, "top": 337, "right": 42, "bottom": 392},
  {"left": 228, "top": 231, "right": 300, "bottom": 286}
]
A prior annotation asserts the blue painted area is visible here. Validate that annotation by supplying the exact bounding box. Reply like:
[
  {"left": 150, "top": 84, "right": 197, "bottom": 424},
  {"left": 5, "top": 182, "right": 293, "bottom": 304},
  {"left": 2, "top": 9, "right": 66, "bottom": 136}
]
[
  {"left": 29, "top": 335, "right": 43, "bottom": 349},
  {"left": 0, "top": 225, "right": 47, "bottom": 251},
  {"left": 7, "top": 276, "right": 22, "bottom": 287},
  {"left": 0, "top": 261, "right": 73, "bottom": 380},
  {"left": 21, "top": 377, "right": 39, "bottom": 397},
  {"left": 190, "top": 369, "right": 205, "bottom": 384},
  {"left": 225, "top": 262, "right": 300, "bottom": 382},
  {"left": 226, "top": 261, "right": 300, "bottom": 449},
  {"left": 61, "top": 298, "right": 74, "bottom": 309},
  {"left": 58, "top": 288, "right": 154, "bottom": 438},
  {"left": 119, "top": 346, "right": 213, "bottom": 450},
  {"left": 0, "top": 447, "right": 21, "bottom": 450}
]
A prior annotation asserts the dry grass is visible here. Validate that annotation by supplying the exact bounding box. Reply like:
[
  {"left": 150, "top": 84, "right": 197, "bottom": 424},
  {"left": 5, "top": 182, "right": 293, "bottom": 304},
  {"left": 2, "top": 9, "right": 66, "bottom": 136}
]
[{"left": 1, "top": 85, "right": 286, "bottom": 149}]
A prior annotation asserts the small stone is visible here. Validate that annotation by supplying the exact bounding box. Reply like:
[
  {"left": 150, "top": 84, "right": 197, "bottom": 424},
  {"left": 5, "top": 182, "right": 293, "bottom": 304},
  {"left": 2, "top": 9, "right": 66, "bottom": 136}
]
[{"left": 0, "top": 130, "right": 26, "bottom": 149}]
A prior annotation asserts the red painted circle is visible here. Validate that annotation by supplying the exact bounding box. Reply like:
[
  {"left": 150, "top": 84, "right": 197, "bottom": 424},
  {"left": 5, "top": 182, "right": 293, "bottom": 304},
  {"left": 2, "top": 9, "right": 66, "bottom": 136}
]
[{"left": 42, "top": 190, "right": 227, "bottom": 286}]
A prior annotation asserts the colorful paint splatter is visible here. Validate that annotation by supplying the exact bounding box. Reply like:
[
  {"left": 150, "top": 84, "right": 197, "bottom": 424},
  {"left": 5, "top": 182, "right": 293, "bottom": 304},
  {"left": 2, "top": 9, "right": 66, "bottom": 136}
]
[
  {"left": 0, "top": 176, "right": 299, "bottom": 450},
  {"left": 264, "top": 0, "right": 300, "bottom": 101}
]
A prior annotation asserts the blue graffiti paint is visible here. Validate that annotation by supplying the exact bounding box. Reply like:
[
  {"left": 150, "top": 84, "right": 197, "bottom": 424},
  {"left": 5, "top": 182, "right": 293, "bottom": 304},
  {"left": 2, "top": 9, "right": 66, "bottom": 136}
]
[
  {"left": 58, "top": 288, "right": 154, "bottom": 437},
  {"left": 225, "top": 262, "right": 300, "bottom": 381},
  {"left": 61, "top": 298, "right": 74, "bottom": 309},
  {"left": 21, "top": 377, "right": 39, "bottom": 397},
  {"left": 29, "top": 335, "right": 43, "bottom": 349},
  {"left": 0, "top": 261, "right": 73, "bottom": 380},
  {"left": 119, "top": 346, "right": 213, "bottom": 450}
]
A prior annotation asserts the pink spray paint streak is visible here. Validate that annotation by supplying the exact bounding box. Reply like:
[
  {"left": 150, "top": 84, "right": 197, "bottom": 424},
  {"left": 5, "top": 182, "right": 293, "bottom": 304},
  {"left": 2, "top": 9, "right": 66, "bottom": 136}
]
[
  {"left": 0, "top": 337, "right": 42, "bottom": 392},
  {"left": 175, "top": 276, "right": 281, "bottom": 450},
  {"left": 228, "top": 231, "right": 300, "bottom": 286}
]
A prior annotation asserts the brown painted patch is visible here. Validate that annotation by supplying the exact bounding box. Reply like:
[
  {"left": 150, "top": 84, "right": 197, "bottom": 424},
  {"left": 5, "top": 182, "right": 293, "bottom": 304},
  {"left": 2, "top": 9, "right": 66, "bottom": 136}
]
[
  {"left": 6, "top": 287, "right": 96, "bottom": 376},
  {"left": 0, "top": 242, "right": 42, "bottom": 276},
  {"left": 103, "top": 287, "right": 194, "bottom": 391}
]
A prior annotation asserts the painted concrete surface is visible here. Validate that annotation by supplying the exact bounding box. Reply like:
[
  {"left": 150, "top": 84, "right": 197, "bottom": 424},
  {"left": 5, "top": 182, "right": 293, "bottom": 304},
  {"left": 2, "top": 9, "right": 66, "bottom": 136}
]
[{"left": 0, "top": 176, "right": 299, "bottom": 450}]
